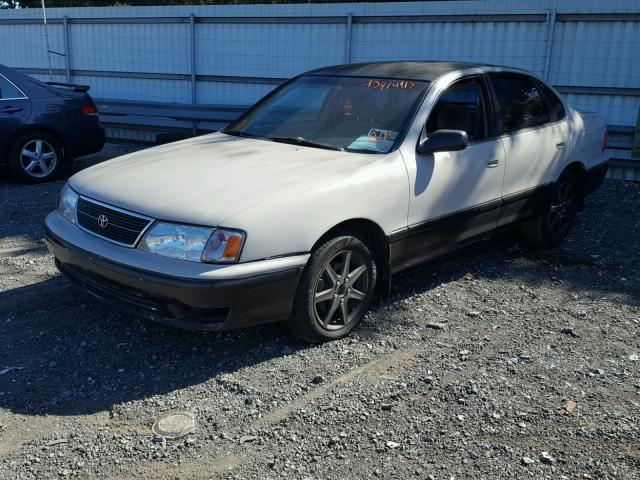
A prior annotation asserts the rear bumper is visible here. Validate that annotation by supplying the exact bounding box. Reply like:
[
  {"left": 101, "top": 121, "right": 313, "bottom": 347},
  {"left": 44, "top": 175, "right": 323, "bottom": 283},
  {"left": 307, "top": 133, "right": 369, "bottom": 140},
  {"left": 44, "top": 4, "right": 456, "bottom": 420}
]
[
  {"left": 45, "top": 225, "right": 303, "bottom": 331},
  {"left": 65, "top": 120, "right": 105, "bottom": 159},
  {"left": 585, "top": 161, "right": 609, "bottom": 195}
]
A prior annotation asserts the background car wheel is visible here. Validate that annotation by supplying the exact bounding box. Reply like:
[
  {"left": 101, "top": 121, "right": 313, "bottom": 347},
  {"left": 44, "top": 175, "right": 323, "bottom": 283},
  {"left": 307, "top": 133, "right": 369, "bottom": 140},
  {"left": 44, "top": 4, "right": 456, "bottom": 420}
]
[
  {"left": 288, "top": 233, "right": 377, "bottom": 343},
  {"left": 8, "top": 132, "right": 63, "bottom": 184},
  {"left": 521, "top": 170, "right": 580, "bottom": 248}
]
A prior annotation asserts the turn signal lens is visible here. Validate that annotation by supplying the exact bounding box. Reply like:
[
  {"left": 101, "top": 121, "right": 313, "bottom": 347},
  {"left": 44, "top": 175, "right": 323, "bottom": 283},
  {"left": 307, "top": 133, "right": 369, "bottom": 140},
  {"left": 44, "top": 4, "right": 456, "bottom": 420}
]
[
  {"left": 201, "top": 229, "right": 245, "bottom": 264},
  {"left": 223, "top": 235, "right": 243, "bottom": 259}
]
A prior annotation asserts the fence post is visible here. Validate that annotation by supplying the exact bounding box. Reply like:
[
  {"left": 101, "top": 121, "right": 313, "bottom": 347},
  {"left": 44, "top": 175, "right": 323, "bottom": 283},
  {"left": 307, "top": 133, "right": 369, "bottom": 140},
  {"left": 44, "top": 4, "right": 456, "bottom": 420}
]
[
  {"left": 189, "top": 13, "right": 197, "bottom": 135},
  {"left": 63, "top": 15, "right": 71, "bottom": 82},
  {"left": 344, "top": 13, "right": 353, "bottom": 64},
  {"left": 543, "top": 9, "right": 556, "bottom": 81}
]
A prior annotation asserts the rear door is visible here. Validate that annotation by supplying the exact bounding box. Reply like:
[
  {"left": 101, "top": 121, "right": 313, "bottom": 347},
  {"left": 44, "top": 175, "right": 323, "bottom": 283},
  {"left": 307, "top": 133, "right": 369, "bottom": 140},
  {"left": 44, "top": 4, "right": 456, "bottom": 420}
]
[
  {"left": 487, "top": 72, "right": 569, "bottom": 226},
  {"left": 0, "top": 73, "right": 31, "bottom": 161}
]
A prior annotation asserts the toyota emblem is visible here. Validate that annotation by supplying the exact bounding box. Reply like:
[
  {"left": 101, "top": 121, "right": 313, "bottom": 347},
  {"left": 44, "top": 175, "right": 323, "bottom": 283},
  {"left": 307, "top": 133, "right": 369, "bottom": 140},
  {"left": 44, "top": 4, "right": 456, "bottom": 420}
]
[{"left": 97, "top": 214, "right": 109, "bottom": 228}]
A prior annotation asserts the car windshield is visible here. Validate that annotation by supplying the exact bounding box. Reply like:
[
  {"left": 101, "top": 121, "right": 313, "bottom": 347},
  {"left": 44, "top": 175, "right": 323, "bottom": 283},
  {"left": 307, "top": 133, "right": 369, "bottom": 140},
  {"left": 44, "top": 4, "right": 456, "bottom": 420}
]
[{"left": 223, "top": 75, "right": 429, "bottom": 153}]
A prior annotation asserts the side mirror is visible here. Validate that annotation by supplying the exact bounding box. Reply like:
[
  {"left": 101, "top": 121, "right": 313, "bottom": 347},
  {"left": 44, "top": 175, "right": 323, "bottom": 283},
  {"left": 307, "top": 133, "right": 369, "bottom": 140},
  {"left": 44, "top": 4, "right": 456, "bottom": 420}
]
[{"left": 416, "top": 129, "right": 468, "bottom": 155}]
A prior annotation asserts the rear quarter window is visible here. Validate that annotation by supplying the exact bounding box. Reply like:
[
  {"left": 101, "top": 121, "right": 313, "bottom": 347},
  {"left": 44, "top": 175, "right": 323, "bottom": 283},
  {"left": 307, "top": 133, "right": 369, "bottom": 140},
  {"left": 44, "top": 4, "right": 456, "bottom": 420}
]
[
  {"left": 0, "top": 75, "right": 25, "bottom": 100},
  {"left": 535, "top": 80, "right": 566, "bottom": 122}
]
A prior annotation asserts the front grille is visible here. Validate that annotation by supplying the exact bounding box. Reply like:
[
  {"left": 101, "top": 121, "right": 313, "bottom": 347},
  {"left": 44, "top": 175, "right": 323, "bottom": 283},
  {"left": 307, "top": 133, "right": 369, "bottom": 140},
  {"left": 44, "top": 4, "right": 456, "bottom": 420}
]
[{"left": 77, "top": 197, "right": 152, "bottom": 246}]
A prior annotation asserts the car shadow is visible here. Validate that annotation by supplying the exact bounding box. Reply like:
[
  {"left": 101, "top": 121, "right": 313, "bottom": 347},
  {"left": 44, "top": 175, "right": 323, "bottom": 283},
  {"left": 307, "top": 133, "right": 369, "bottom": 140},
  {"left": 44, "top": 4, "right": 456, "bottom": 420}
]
[
  {"left": 1, "top": 202, "right": 637, "bottom": 419},
  {"left": 383, "top": 216, "right": 638, "bottom": 310},
  {"left": 0, "top": 275, "right": 310, "bottom": 417}
]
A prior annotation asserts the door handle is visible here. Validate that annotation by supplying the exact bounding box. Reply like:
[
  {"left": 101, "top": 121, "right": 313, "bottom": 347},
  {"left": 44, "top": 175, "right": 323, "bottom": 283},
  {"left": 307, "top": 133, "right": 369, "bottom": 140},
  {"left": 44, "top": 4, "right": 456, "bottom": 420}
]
[
  {"left": 555, "top": 139, "right": 566, "bottom": 149},
  {"left": 486, "top": 154, "right": 500, "bottom": 168},
  {"left": 1, "top": 106, "right": 22, "bottom": 114}
]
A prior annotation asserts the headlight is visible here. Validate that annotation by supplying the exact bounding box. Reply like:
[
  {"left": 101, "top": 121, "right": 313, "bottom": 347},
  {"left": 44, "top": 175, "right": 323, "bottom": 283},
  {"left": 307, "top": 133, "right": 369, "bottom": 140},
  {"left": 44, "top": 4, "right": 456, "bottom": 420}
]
[
  {"left": 138, "top": 223, "right": 245, "bottom": 264},
  {"left": 58, "top": 183, "right": 79, "bottom": 224},
  {"left": 138, "top": 223, "right": 214, "bottom": 262}
]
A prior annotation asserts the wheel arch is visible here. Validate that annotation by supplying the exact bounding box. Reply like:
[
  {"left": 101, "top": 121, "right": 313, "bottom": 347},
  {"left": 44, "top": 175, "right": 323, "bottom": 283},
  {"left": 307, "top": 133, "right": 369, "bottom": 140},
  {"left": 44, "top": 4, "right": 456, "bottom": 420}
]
[
  {"left": 3, "top": 125, "right": 68, "bottom": 164},
  {"left": 312, "top": 218, "right": 392, "bottom": 296}
]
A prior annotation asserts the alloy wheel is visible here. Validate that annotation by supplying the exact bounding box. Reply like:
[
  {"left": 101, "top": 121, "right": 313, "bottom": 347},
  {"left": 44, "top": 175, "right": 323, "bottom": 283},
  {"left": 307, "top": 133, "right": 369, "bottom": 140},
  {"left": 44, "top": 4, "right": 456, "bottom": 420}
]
[
  {"left": 19, "top": 139, "right": 58, "bottom": 178},
  {"left": 548, "top": 181, "right": 577, "bottom": 239},
  {"left": 313, "top": 249, "right": 370, "bottom": 331}
]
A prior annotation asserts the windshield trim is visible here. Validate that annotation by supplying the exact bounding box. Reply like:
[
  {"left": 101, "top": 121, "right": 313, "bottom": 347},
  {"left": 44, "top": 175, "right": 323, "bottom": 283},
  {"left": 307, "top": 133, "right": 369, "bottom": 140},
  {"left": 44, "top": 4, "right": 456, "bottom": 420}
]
[{"left": 222, "top": 74, "right": 431, "bottom": 154}]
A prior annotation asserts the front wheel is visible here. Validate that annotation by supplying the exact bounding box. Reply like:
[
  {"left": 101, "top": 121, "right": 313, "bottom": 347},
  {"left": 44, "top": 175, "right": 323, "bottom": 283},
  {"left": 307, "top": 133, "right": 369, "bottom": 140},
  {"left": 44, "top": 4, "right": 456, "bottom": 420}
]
[
  {"left": 287, "top": 234, "right": 377, "bottom": 343},
  {"left": 521, "top": 170, "right": 580, "bottom": 248}
]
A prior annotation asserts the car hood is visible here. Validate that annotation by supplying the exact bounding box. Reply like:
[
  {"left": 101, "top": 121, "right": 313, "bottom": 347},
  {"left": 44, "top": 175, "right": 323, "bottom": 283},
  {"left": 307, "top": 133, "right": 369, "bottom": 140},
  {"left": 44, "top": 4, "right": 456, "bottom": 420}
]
[{"left": 70, "top": 132, "right": 382, "bottom": 227}]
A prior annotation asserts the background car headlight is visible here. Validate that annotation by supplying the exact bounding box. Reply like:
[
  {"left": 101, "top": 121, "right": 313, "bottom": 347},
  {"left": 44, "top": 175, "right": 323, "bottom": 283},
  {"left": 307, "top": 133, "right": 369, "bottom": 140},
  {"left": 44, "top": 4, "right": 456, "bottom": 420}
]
[
  {"left": 58, "top": 183, "right": 79, "bottom": 224},
  {"left": 201, "top": 228, "right": 245, "bottom": 264},
  {"left": 138, "top": 223, "right": 214, "bottom": 262}
]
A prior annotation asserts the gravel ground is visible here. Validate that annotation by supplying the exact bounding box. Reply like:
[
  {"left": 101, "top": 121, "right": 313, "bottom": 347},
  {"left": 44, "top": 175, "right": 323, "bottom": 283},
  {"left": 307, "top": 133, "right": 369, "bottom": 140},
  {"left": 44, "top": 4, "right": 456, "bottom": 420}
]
[{"left": 1, "top": 142, "right": 639, "bottom": 480}]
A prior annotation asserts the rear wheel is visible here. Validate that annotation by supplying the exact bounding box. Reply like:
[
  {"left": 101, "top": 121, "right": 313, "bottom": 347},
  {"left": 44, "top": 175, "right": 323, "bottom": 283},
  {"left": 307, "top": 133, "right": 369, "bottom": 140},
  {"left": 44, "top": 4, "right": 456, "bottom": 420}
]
[
  {"left": 521, "top": 170, "right": 580, "bottom": 248},
  {"left": 8, "top": 132, "right": 63, "bottom": 183},
  {"left": 287, "top": 234, "right": 377, "bottom": 343}
]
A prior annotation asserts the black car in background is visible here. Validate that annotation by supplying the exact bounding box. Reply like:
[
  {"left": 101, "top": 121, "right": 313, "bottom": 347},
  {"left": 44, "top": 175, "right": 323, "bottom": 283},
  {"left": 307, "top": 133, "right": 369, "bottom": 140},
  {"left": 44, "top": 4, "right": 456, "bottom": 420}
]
[{"left": 0, "top": 65, "right": 104, "bottom": 183}]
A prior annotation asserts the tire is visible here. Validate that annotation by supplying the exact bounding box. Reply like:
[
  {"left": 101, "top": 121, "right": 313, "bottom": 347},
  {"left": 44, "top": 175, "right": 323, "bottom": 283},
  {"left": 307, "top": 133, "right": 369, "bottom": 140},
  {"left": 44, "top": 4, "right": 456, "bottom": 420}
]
[
  {"left": 521, "top": 170, "right": 580, "bottom": 248},
  {"left": 8, "top": 131, "right": 63, "bottom": 184},
  {"left": 287, "top": 233, "right": 377, "bottom": 343}
]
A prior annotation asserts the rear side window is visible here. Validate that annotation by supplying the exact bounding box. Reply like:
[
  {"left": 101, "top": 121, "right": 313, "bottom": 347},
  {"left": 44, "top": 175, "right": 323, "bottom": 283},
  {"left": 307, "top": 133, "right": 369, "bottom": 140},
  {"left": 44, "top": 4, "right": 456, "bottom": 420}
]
[
  {"left": 489, "top": 73, "right": 550, "bottom": 133},
  {"left": 536, "top": 80, "right": 566, "bottom": 122},
  {"left": 0, "top": 76, "right": 24, "bottom": 100}
]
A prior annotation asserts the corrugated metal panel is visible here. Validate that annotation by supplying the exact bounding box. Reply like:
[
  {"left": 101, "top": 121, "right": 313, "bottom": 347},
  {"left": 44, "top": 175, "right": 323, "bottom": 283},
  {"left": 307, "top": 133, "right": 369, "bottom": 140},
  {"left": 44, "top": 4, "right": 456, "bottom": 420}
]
[
  {"left": 351, "top": 20, "right": 547, "bottom": 75},
  {"left": 71, "top": 75, "right": 192, "bottom": 103},
  {"left": 195, "top": 22, "right": 345, "bottom": 78},
  {"left": 565, "top": 93, "right": 640, "bottom": 126},
  {"left": 196, "top": 81, "right": 274, "bottom": 106},
  {"left": 549, "top": 20, "right": 640, "bottom": 89},
  {"left": 69, "top": 23, "right": 190, "bottom": 74},
  {"left": 0, "top": 24, "right": 65, "bottom": 70},
  {"left": 1, "top": 0, "right": 638, "bottom": 142}
]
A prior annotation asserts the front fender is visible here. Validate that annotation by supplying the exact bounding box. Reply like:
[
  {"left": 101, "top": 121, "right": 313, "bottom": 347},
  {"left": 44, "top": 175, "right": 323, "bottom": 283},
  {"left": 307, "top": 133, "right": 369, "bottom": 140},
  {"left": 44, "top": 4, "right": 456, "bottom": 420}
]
[{"left": 228, "top": 151, "right": 409, "bottom": 262}]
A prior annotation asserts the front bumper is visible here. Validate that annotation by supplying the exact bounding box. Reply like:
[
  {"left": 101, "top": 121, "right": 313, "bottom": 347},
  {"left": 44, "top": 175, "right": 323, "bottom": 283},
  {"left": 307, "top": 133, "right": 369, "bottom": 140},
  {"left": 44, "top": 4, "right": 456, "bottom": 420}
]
[{"left": 44, "top": 218, "right": 305, "bottom": 331}]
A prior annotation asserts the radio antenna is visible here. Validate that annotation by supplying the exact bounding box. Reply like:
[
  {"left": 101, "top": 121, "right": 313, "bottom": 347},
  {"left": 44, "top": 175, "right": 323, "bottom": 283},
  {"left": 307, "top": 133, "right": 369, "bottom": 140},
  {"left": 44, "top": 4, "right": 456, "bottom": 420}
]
[{"left": 41, "top": 0, "right": 53, "bottom": 80}]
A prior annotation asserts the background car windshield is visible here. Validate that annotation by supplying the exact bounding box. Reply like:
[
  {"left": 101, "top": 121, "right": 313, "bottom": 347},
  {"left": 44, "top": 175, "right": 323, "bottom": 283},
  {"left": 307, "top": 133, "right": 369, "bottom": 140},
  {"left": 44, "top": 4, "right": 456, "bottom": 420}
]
[{"left": 225, "top": 75, "right": 428, "bottom": 153}]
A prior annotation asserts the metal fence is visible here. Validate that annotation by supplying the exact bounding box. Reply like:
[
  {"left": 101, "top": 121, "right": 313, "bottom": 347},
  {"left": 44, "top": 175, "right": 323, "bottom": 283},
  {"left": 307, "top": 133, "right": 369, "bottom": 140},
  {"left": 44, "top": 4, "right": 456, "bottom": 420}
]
[{"left": 0, "top": 0, "right": 639, "bottom": 155}]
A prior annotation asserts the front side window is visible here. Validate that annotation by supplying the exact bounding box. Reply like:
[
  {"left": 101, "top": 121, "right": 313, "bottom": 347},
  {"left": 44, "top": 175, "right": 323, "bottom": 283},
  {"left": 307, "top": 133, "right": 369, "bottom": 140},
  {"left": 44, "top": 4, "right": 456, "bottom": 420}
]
[
  {"left": 490, "top": 73, "right": 550, "bottom": 133},
  {"left": 0, "top": 76, "right": 24, "bottom": 100},
  {"left": 426, "top": 77, "right": 487, "bottom": 141},
  {"left": 224, "top": 75, "right": 429, "bottom": 153}
]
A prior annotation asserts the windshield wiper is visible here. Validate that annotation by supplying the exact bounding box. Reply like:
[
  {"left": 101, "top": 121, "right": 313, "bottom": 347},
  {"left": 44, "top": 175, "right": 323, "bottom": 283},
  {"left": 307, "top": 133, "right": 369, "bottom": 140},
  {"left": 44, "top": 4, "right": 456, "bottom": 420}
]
[
  {"left": 222, "top": 129, "right": 257, "bottom": 138},
  {"left": 345, "top": 147, "right": 381, "bottom": 154},
  {"left": 269, "top": 136, "right": 342, "bottom": 152}
]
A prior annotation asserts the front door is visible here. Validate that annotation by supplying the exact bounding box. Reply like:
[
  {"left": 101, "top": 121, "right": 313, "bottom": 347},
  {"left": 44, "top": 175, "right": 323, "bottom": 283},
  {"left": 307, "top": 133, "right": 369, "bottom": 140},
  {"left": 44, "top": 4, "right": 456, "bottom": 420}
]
[
  {"left": 401, "top": 76, "right": 506, "bottom": 268},
  {"left": 0, "top": 74, "right": 31, "bottom": 161}
]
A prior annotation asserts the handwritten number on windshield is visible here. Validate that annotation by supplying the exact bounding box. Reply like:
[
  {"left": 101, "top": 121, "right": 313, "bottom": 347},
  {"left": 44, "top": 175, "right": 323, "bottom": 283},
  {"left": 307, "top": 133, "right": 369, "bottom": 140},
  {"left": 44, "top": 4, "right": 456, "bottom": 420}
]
[{"left": 363, "top": 79, "right": 417, "bottom": 91}]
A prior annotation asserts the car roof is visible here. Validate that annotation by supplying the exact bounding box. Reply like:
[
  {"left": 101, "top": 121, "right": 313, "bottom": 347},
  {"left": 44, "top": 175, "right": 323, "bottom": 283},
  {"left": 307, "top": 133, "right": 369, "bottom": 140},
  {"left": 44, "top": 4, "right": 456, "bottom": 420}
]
[
  {"left": 306, "top": 61, "right": 510, "bottom": 81},
  {"left": 0, "top": 64, "right": 20, "bottom": 83}
]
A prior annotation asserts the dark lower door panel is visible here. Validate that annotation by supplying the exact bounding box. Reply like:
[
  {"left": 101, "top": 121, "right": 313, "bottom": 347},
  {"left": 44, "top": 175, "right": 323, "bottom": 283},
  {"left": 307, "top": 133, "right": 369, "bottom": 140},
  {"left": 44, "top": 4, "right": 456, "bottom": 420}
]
[
  {"left": 392, "top": 199, "right": 501, "bottom": 272},
  {"left": 498, "top": 184, "right": 553, "bottom": 228}
]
